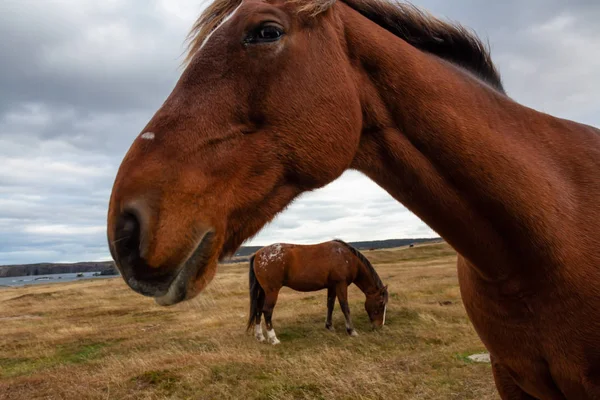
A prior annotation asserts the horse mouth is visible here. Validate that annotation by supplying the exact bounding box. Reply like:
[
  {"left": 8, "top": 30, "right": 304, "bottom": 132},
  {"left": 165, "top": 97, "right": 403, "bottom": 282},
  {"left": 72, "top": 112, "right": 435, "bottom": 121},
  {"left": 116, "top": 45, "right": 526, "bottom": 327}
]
[{"left": 154, "top": 230, "right": 215, "bottom": 306}]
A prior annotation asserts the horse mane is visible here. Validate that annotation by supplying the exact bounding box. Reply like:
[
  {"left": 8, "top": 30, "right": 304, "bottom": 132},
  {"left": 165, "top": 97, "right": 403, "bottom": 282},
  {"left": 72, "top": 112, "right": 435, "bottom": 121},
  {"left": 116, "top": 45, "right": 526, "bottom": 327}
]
[
  {"left": 333, "top": 239, "right": 384, "bottom": 290},
  {"left": 184, "top": 0, "right": 503, "bottom": 92},
  {"left": 341, "top": 0, "right": 504, "bottom": 92}
]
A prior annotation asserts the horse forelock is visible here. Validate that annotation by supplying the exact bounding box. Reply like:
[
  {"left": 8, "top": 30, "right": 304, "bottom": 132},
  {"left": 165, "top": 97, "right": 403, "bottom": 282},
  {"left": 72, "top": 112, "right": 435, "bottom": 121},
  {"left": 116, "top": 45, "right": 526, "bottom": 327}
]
[{"left": 183, "top": 0, "right": 336, "bottom": 66}]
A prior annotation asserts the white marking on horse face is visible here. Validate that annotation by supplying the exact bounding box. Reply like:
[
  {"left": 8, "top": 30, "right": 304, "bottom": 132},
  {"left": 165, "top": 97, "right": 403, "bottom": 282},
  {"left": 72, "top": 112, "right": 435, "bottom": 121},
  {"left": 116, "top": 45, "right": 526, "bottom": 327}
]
[
  {"left": 266, "top": 328, "right": 280, "bottom": 345},
  {"left": 140, "top": 132, "right": 155, "bottom": 140},
  {"left": 382, "top": 305, "right": 387, "bottom": 326},
  {"left": 199, "top": 3, "right": 244, "bottom": 51}
]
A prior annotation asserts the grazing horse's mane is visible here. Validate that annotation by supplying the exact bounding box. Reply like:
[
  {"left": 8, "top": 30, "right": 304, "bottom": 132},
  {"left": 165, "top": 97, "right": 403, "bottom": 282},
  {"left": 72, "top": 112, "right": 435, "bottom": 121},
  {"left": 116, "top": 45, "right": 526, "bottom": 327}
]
[
  {"left": 333, "top": 239, "right": 384, "bottom": 290},
  {"left": 183, "top": 0, "right": 503, "bottom": 92}
]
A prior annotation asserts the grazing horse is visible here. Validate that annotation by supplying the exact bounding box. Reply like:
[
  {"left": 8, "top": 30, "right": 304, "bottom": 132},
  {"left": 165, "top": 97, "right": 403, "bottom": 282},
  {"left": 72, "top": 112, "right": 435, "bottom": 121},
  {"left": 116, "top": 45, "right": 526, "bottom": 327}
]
[
  {"left": 247, "top": 240, "right": 389, "bottom": 344},
  {"left": 107, "top": 0, "right": 600, "bottom": 398}
]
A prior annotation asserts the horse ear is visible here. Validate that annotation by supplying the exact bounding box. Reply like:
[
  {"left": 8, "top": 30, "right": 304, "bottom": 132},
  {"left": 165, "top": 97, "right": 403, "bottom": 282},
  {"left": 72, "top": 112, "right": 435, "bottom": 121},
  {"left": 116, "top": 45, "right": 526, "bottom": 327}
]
[{"left": 380, "top": 285, "right": 388, "bottom": 297}]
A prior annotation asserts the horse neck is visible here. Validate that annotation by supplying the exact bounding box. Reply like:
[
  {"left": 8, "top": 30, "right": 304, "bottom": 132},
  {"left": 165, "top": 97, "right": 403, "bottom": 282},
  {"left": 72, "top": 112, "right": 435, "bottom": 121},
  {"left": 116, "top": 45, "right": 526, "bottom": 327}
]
[
  {"left": 354, "top": 257, "right": 381, "bottom": 296},
  {"left": 341, "top": 4, "right": 600, "bottom": 280}
]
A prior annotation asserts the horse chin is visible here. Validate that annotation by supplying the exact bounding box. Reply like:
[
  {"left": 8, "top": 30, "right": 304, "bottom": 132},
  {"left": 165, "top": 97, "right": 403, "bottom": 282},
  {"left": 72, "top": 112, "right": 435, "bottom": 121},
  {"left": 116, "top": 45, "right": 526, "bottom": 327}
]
[
  {"left": 154, "top": 231, "right": 216, "bottom": 307},
  {"left": 370, "top": 318, "right": 385, "bottom": 330},
  {"left": 370, "top": 324, "right": 382, "bottom": 331}
]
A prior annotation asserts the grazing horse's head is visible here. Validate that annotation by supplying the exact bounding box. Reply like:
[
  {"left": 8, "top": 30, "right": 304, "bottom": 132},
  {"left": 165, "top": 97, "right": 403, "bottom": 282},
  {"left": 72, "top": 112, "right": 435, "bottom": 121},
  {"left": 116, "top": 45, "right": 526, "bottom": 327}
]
[
  {"left": 107, "top": 0, "right": 362, "bottom": 305},
  {"left": 365, "top": 285, "right": 388, "bottom": 328}
]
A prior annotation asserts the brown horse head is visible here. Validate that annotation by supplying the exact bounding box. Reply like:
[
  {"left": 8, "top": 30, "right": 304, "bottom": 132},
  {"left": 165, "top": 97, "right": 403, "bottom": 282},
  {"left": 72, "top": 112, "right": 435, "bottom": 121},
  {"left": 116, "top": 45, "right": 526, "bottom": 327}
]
[
  {"left": 365, "top": 285, "right": 388, "bottom": 328},
  {"left": 107, "top": 0, "right": 363, "bottom": 305},
  {"left": 107, "top": 0, "right": 503, "bottom": 306}
]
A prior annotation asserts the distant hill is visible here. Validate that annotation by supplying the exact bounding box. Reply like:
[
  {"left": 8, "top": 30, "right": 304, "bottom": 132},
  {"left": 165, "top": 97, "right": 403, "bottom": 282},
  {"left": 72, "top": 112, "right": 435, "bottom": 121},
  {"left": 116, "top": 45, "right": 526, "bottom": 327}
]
[
  {"left": 0, "top": 262, "right": 118, "bottom": 278},
  {"left": 0, "top": 237, "right": 442, "bottom": 277},
  {"left": 232, "top": 237, "right": 442, "bottom": 256}
]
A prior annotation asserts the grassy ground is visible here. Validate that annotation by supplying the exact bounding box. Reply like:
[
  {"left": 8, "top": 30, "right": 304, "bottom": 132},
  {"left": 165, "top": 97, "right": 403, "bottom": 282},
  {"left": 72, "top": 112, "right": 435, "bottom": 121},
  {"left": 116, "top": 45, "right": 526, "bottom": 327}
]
[{"left": 0, "top": 243, "right": 498, "bottom": 399}]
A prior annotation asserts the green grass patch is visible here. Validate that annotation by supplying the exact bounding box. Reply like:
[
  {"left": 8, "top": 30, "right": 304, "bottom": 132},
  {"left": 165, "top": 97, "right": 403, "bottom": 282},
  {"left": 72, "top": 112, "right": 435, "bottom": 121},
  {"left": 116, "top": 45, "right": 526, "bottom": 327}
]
[
  {"left": 393, "top": 307, "right": 421, "bottom": 323},
  {"left": 257, "top": 382, "right": 325, "bottom": 400},
  {"left": 131, "top": 369, "right": 181, "bottom": 393},
  {"left": 276, "top": 326, "right": 314, "bottom": 342},
  {"left": 56, "top": 342, "right": 108, "bottom": 364},
  {"left": 0, "top": 341, "right": 112, "bottom": 378},
  {"left": 170, "top": 336, "right": 220, "bottom": 352},
  {"left": 209, "top": 361, "right": 267, "bottom": 384}
]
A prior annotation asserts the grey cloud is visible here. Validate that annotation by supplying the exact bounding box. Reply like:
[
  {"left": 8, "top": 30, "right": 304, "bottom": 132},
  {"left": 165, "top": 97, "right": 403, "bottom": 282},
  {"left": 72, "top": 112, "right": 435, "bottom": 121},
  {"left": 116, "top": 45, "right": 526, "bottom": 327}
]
[
  {"left": 0, "top": 1, "right": 185, "bottom": 114},
  {"left": 0, "top": 1, "right": 598, "bottom": 264},
  {"left": 417, "top": 0, "right": 600, "bottom": 123},
  {"left": 0, "top": 103, "right": 154, "bottom": 153}
]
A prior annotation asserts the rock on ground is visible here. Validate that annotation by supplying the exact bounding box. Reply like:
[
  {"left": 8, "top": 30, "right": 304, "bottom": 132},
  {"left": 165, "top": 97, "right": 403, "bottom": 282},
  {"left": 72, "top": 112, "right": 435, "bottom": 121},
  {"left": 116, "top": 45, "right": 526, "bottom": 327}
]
[{"left": 467, "top": 353, "right": 491, "bottom": 363}]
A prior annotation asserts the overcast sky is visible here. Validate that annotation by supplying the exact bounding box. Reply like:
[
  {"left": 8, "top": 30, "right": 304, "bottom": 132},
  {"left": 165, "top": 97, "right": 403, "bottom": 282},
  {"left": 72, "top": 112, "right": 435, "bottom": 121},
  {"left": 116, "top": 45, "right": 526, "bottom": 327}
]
[{"left": 1, "top": 0, "right": 598, "bottom": 265}]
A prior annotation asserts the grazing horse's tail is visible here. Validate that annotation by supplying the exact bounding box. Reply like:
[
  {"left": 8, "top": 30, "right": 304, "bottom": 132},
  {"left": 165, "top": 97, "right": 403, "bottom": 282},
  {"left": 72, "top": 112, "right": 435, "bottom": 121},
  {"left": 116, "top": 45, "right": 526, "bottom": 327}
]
[{"left": 247, "top": 254, "right": 265, "bottom": 332}]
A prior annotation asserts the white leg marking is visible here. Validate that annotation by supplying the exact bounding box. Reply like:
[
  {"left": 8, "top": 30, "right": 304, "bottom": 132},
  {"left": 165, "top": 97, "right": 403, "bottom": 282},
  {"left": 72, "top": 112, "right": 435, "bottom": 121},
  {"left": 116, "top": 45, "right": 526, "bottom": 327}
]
[
  {"left": 255, "top": 324, "right": 265, "bottom": 342},
  {"left": 382, "top": 305, "right": 387, "bottom": 326},
  {"left": 199, "top": 3, "right": 244, "bottom": 51},
  {"left": 346, "top": 321, "right": 358, "bottom": 336},
  {"left": 266, "top": 328, "right": 280, "bottom": 345}
]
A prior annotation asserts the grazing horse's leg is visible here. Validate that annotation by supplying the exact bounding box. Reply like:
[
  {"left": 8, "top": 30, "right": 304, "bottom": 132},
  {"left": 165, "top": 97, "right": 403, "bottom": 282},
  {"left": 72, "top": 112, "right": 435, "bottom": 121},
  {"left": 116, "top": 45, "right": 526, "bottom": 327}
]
[
  {"left": 492, "top": 357, "right": 537, "bottom": 400},
  {"left": 325, "top": 286, "right": 336, "bottom": 331},
  {"left": 336, "top": 283, "right": 358, "bottom": 337},
  {"left": 254, "top": 289, "right": 266, "bottom": 342},
  {"left": 263, "top": 290, "right": 281, "bottom": 345}
]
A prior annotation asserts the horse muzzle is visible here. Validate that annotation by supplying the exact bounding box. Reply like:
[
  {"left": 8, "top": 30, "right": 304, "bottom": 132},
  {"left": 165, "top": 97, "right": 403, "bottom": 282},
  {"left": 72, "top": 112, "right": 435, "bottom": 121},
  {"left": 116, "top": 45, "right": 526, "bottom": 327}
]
[{"left": 110, "top": 208, "right": 215, "bottom": 306}]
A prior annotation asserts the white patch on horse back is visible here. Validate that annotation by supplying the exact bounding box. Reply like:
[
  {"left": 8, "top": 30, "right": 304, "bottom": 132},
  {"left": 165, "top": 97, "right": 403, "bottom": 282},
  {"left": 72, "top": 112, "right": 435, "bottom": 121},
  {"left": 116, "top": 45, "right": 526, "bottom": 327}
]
[
  {"left": 140, "top": 132, "right": 155, "bottom": 140},
  {"left": 199, "top": 3, "right": 243, "bottom": 51},
  {"left": 266, "top": 328, "right": 280, "bottom": 345},
  {"left": 255, "top": 324, "right": 265, "bottom": 342},
  {"left": 382, "top": 305, "right": 387, "bottom": 326},
  {"left": 264, "top": 243, "right": 285, "bottom": 263}
]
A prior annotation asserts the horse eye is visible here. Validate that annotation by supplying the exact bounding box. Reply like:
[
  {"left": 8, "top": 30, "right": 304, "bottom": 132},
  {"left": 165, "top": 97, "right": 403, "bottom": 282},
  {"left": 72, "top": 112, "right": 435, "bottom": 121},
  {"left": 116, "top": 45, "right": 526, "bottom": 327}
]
[
  {"left": 245, "top": 24, "right": 284, "bottom": 44},
  {"left": 259, "top": 26, "right": 282, "bottom": 40}
]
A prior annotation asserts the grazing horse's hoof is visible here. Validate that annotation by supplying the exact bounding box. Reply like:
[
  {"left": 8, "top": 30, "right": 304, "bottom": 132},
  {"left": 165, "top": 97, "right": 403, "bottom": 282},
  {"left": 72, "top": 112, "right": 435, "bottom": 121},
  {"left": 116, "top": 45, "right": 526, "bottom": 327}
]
[
  {"left": 348, "top": 330, "right": 359, "bottom": 337},
  {"left": 325, "top": 324, "right": 335, "bottom": 331},
  {"left": 256, "top": 335, "right": 266, "bottom": 343},
  {"left": 269, "top": 337, "right": 281, "bottom": 345}
]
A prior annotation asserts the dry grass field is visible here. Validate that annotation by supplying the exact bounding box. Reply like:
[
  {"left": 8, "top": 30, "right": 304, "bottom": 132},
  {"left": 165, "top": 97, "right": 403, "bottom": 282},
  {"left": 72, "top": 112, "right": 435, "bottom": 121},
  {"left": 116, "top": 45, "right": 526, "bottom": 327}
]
[{"left": 0, "top": 243, "right": 499, "bottom": 399}]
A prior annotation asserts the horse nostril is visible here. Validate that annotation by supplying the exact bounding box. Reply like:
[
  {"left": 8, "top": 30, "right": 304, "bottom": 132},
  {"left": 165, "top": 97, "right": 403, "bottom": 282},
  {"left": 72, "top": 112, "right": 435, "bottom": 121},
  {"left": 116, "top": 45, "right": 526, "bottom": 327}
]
[
  {"left": 114, "top": 211, "right": 142, "bottom": 265},
  {"left": 121, "top": 214, "right": 138, "bottom": 238},
  {"left": 110, "top": 207, "right": 175, "bottom": 298}
]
